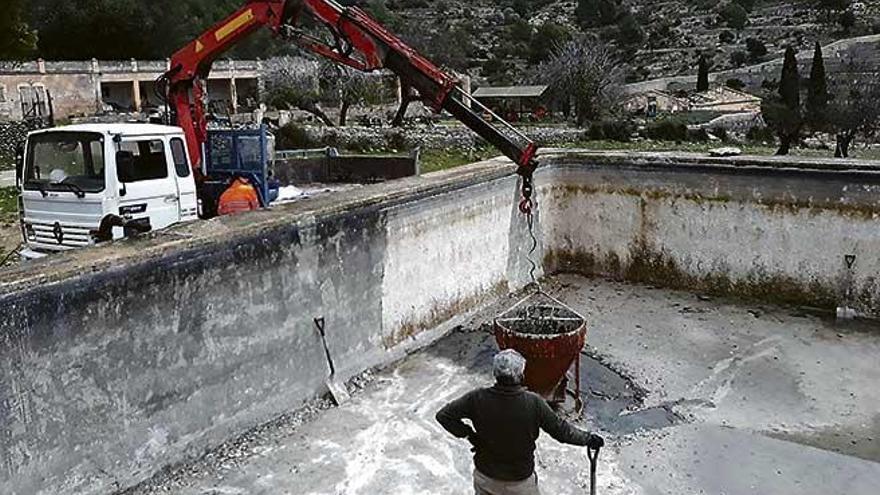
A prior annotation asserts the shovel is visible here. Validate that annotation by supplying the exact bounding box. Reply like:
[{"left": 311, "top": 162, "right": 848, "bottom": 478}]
[
  {"left": 587, "top": 444, "right": 601, "bottom": 495},
  {"left": 314, "top": 317, "right": 350, "bottom": 406}
]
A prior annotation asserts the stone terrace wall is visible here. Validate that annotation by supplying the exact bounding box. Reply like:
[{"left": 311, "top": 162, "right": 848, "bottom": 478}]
[
  {"left": 299, "top": 125, "right": 588, "bottom": 152},
  {"left": 0, "top": 118, "right": 50, "bottom": 169}
]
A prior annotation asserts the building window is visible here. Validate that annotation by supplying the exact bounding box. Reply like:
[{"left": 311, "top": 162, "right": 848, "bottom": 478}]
[
  {"left": 0, "top": 85, "right": 6, "bottom": 103},
  {"left": 19, "top": 84, "right": 48, "bottom": 118}
]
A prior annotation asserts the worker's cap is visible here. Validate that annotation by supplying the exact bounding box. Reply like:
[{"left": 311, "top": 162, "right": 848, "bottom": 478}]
[{"left": 493, "top": 349, "right": 526, "bottom": 385}]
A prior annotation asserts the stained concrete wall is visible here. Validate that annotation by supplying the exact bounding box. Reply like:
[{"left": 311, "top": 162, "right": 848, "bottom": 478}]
[
  {"left": 539, "top": 151, "right": 880, "bottom": 316},
  {"left": 0, "top": 159, "right": 534, "bottom": 495},
  {"left": 0, "top": 73, "right": 98, "bottom": 120}
]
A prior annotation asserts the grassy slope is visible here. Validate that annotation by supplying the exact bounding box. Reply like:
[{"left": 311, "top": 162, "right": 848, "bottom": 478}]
[{"left": 0, "top": 187, "right": 20, "bottom": 260}]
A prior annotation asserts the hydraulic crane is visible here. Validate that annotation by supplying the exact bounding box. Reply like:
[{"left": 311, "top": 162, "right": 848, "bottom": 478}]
[{"left": 160, "top": 0, "right": 540, "bottom": 213}]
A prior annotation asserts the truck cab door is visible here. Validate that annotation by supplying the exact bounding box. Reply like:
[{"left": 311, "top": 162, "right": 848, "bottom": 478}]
[
  {"left": 116, "top": 137, "right": 180, "bottom": 233},
  {"left": 169, "top": 137, "right": 198, "bottom": 221}
]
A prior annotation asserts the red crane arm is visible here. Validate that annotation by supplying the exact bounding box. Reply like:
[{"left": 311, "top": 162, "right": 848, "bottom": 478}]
[
  {"left": 165, "top": 1, "right": 290, "bottom": 170},
  {"left": 164, "top": 0, "right": 538, "bottom": 205}
]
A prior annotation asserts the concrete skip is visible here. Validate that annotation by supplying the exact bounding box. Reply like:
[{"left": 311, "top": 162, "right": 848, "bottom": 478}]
[
  {"left": 2, "top": 149, "right": 880, "bottom": 494},
  {"left": 0, "top": 157, "right": 537, "bottom": 495}
]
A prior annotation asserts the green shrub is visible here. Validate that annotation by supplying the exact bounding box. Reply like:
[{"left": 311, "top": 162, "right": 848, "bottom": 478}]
[
  {"left": 725, "top": 78, "right": 746, "bottom": 90},
  {"left": 588, "top": 119, "right": 635, "bottom": 142},
  {"left": 720, "top": 3, "right": 748, "bottom": 30},
  {"left": 687, "top": 127, "right": 710, "bottom": 142},
  {"left": 347, "top": 136, "right": 376, "bottom": 153},
  {"left": 745, "top": 37, "right": 767, "bottom": 60},
  {"left": 644, "top": 117, "right": 688, "bottom": 141},
  {"left": 387, "top": 130, "right": 408, "bottom": 151},
  {"left": 276, "top": 124, "right": 317, "bottom": 150},
  {"left": 746, "top": 125, "right": 775, "bottom": 143}
]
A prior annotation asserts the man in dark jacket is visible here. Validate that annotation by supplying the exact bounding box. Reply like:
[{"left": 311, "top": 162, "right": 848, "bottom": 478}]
[{"left": 436, "top": 349, "right": 604, "bottom": 494}]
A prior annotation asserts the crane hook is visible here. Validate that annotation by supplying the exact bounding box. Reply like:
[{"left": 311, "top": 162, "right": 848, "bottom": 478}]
[{"left": 519, "top": 174, "right": 534, "bottom": 215}]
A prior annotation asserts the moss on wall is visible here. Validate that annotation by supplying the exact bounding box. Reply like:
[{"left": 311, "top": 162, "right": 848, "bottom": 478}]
[
  {"left": 546, "top": 244, "right": 839, "bottom": 310},
  {"left": 541, "top": 179, "right": 872, "bottom": 312}
]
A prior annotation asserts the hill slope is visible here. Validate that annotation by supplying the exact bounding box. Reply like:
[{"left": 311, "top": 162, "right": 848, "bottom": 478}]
[{"left": 377, "top": 0, "right": 880, "bottom": 83}]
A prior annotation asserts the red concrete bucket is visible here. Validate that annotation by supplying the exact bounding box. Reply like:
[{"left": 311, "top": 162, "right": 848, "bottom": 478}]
[{"left": 494, "top": 291, "right": 586, "bottom": 401}]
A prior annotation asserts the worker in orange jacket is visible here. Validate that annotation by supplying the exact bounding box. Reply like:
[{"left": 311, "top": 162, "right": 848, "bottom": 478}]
[{"left": 217, "top": 176, "right": 260, "bottom": 215}]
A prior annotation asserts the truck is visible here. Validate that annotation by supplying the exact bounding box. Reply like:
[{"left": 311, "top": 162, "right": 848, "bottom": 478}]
[
  {"left": 15, "top": 0, "right": 539, "bottom": 259},
  {"left": 16, "top": 123, "right": 278, "bottom": 258}
]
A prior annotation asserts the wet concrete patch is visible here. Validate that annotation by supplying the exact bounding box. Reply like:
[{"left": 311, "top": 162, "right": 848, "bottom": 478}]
[
  {"left": 577, "top": 352, "right": 682, "bottom": 435},
  {"left": 425, "top": 328, "right": 684, "bottom": 436}
]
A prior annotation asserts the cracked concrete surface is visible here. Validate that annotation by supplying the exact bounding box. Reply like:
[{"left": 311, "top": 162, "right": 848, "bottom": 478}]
[{"left": 129, "top": 275, "right": 880, "bottom": 495}]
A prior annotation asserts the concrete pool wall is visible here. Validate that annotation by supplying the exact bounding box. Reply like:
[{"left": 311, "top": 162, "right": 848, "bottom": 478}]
[
  {"left": 540, "top": 151, "right": 880, "bottom": 314},
  {"left": 0, "top": 160, "right": 536, "bottom": 495},
  {"left": 1, "top": 151, "right": 879, "bottom": 494}
]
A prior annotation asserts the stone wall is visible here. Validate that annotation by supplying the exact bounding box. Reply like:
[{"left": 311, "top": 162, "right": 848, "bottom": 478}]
[
  {"left": 297, "top": 125, "right": 588, "bottom": 152},
  {"left": 0, "top": 118, "right": 50, "bottom": 169}
]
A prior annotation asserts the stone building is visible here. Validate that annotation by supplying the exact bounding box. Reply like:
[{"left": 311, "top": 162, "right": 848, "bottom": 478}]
[
  {"left": 472, "top": 85, "right": 549, "bottom": 120},
  {"left": 623, "top": 89, "right": 690, "bottom": 116},
  {"left": 0, "top": 59, "right": 261, "bottom": 122},
  {"left": 625, "top": 86, "right": 762, "bottom": 116},
  {"left": 689, "top": 86, "right": 762, "bottom": 113}
]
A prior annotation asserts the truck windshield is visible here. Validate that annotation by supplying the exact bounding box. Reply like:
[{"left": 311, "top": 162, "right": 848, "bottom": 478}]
[{"left": 24, "top": 132, "right": 105, "bottom": 194}]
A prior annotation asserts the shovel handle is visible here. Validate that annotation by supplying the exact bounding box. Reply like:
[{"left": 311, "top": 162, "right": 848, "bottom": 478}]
[
  {"left": 314, "top": 317, "right": 336, "bottom": 375},
  {"left": 314, "top": 317, "right": 326, "bottom": 337},
  {"left": 588, "top": 446, "right": 600, "bottom": 495}
]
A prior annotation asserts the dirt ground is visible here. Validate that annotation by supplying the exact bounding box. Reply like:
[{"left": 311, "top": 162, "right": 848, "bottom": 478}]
[
  {"left": 0, "top": 214, "right": 20, "bottom": 260},
  {"left": 122, "top": 275, "right": 880, "bottom": 495}
]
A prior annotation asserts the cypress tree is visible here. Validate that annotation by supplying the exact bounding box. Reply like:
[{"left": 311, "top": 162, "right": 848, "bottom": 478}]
[
  {"left": 697, "top": 55, "right": 710, "bottom": 92},
  {"left": 769, "top": 46, "right": 802, "bottom": 155},
  {"left": 806, "top": 41, "right": 829, "bottom": 132},
  {"left": 779, "top": 46, "right": 800, "bottom": 111}
]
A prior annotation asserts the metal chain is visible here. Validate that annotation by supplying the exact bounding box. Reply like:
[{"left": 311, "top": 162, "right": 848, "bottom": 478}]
[{"left": 525, "top": 200, "right": 541, "bottom": 292}]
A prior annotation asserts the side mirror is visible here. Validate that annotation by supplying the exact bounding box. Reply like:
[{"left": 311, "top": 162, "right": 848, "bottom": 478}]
[
  {"left": 116, "top": 150, "right": 134, "bottom": 196},
  {"left": 14, "top": 145, "right": 24, "bottom": 188}
]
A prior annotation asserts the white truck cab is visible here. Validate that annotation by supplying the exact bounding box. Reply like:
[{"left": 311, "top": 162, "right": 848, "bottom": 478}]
[{"left": 18, "top": 123, "right": 199, "bottom": 258}]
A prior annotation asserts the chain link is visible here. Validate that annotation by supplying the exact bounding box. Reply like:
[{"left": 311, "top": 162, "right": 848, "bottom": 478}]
[{"left": 525, "top": 200, "right": 541, "bottom": 292}]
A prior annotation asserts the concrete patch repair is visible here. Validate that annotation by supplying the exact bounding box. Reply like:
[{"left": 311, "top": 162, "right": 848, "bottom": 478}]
[{"left": 2, "top": 152, "right": 880, "bottom": 494}]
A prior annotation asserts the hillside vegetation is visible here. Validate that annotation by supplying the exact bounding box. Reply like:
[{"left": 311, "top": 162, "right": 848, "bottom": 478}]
[
  {"left": 378, "top": 0, "right": 880, "bottom": 83},
  {"left": 3, "top": 0, "right": 878, "bottom": 83}
]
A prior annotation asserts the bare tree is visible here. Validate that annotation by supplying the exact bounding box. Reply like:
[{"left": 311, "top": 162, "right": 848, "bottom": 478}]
[
  {"left": 390, "top": 84, "right": 417, "bottom": 128},
  {"left": 319, "top": 62, "right": 386, "bottom": 126},
  {"left": 262, "top": 57, "right": 334, "bottom": 126},
  {"left": 531, "top": 36, "right": 625, "bottom": 126},
  {"left": 827, "top": 55, "right": 880, "bottom": 158}
]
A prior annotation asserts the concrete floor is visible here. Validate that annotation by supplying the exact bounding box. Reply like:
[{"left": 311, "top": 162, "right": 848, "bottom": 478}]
[{"left": 132, "top": 275, "right": 880, "bottom": 495}]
